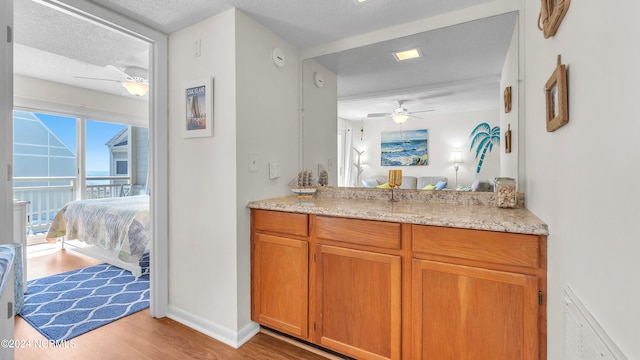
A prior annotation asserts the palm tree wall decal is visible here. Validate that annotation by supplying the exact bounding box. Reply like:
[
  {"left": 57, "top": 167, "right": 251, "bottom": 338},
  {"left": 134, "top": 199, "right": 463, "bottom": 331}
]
[{"left": 469, "top": 123, "right": 500, "bottom": 175}]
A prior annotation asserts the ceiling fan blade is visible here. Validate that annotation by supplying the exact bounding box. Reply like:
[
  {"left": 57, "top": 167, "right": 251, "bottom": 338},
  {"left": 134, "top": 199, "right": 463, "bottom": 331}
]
[
  {"left": 411, "top": 92, "right": 454, "bottom": 101},
  {"left": 106, "top": 64, "right": 135, "bottom": 81},
  {"left": 74, "top": 76, "right": 122, "bottom": 83},
  {"left": 367, "top": 112, "right": 391, "bottom": 118},
  {"left": 409, "top": 109, "right": 435, "bottom": 114}
]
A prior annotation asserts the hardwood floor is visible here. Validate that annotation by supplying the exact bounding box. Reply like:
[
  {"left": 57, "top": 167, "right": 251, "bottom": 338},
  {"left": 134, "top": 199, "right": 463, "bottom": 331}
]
[{"left": 15, "top": 248, "right": 331, "bottom": 360}]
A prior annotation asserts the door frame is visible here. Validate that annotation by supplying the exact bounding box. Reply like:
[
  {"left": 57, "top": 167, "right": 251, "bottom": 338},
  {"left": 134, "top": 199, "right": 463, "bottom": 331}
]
[{"left": 5, "top": 0, "right": 169, "bottom": 317}]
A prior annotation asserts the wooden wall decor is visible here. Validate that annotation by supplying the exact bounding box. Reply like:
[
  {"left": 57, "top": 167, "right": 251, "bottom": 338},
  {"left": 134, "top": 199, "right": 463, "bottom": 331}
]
[
  {"left": 545, "top": 55, "right": 568, "bottom": 132},
  {"left": 505, "top": 124, "right": 512, "bottom": 153},
  {"left": 538, "top": 0, "right": 571, "bottom": 38},
  {"left": 504, "top": 86, "right": 512, "bottom": 113}
]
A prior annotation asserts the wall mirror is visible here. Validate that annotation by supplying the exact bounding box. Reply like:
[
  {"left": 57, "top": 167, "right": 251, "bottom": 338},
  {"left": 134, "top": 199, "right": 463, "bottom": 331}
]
[{"left": 302, "top": 11, "right": 520, "bottom": 191}]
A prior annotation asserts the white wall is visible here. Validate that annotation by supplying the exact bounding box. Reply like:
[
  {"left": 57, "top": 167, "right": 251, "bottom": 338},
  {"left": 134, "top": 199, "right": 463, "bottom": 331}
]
[
  {"left": 235, "top": 10, "right": 300, "bottom": 332},
  {"left": 167, "top": 8, "right": 300, "bottom": 346},
  {"left": 302, "top": 59, "right": 338, "bottom": 185},
  {"left": 13, "top": 75, "right": 148, "bottom": 126},
  {"left": 500, "top": 19, "right": 519, "bottom": 181},
  {"left": 522, "top": 1, "right": 640, "bottom": 358},
  {"left": 167, "top": 8, "right": 241, "bottom": 342},
  {"left": 353, "top": 109, "right": 500, "bottom": 188}
]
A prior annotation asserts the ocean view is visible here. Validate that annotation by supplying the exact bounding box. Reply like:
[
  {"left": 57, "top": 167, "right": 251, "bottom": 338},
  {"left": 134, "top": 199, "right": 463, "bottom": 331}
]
[{"left": 87, "top": 170, "right": 111, "bottom": 185}]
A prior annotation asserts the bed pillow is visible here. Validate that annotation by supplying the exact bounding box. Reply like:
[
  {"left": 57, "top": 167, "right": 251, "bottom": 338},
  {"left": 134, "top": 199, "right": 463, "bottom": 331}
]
[
  {"left": 457, "top": 185, "right": 472, "bottom": 191},
  {"left": 422, "top": 184, "right": 436, "bottom": 190},
  {"left": 471, "top": 179, "right": 480, "bottom": 191},
  {"left": 471, "top": 180, "right": 494, "bottom": 192},
  {"left": 435, "top": 181, "right": 447, "bottom": 190},
  {"left": 376, "top": 182, "right": 391, "bottom": 188}
]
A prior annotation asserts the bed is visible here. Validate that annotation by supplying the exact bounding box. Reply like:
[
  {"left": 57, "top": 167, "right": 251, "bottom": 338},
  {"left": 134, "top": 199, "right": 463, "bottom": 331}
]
[{"left": 46, "top": 195, "right": 150, "bottom": 277}]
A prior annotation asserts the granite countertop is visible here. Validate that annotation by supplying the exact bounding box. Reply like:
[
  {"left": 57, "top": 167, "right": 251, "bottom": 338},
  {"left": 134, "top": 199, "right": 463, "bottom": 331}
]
[{"left": 247, "top": 187, "right": 548, "bottom": 236}]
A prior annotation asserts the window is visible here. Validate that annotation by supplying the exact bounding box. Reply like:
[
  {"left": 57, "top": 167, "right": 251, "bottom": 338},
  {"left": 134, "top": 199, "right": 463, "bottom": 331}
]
[
  {"left": 86, "top": 119, "right": 128, "bottom": 198},
  {"left": 13, "top": 110, "right": 148, "bottom": 232},
  {"left": 116, "top": 160, "right": 128, "bottom": 175}
]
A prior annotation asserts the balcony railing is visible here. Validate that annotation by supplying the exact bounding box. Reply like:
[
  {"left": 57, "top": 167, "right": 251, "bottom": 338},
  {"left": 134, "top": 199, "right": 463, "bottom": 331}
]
[{"left": 13, "top": 176, "right": 131, "bottom": 234}]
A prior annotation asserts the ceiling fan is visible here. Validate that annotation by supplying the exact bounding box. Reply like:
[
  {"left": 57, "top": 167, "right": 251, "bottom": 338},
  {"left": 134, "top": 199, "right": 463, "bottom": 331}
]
[
  {"left": 366, "top": 100, "right": 434, "bottom": 124},
  {"left": 75, "top": 65, "right": 149, "bottom": 97}
]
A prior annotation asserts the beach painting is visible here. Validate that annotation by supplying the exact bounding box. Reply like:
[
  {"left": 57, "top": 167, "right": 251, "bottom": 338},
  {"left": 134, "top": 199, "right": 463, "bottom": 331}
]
[{"left": 381, "top": 129, "right": 428, "bottom": 166}]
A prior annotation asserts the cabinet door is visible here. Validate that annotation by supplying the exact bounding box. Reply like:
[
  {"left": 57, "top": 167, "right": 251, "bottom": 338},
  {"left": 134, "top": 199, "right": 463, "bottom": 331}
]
[
  {"left": 412, "top": 259, "right": 539, "bottom": 360},
  {"left": 253, "top": 233, "right": 308, "bottom": 338},
  {"left": 315, "top": 245, "right": 401, "bottom": 360}
]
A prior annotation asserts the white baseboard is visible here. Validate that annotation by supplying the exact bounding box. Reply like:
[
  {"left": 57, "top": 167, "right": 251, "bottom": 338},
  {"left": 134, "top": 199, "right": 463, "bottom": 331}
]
[{"left": 167, "top": 305, "right": 260, "bottom": 349}]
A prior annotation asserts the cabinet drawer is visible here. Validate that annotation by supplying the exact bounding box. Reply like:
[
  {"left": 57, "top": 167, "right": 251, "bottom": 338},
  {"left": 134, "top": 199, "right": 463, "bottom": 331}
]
[
  {"left": 254, "top": 210, "right": 308, "bottom": 237},
  {"left": 315, "top": 216, "right": 401, "bottom": 250},
  {"left": 412, "top": 225, "right": 540, "bottom": 268}
]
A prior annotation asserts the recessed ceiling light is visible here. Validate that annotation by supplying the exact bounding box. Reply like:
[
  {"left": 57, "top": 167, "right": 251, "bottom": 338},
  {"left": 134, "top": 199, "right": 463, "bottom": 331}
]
[
  {"left": 393, "top": 47, "right": 423, "bottom": 61},
  {"left": 352, "top": 0, "right": 370, "bottom": 5}
]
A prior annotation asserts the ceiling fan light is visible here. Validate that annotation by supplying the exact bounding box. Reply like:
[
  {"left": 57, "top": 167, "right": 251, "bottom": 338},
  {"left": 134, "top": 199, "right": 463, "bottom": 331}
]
[
  {"left": 392, "top": 114, "right": 409, "bottom": 124},
  {"left": 122, "top": 82, "right": 149, "bottom": 96}
]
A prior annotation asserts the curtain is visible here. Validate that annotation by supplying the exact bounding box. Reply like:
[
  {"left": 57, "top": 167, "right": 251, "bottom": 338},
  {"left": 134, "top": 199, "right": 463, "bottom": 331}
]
[{"left": 342, "top": 128, "right": 354, "bottom": 187}]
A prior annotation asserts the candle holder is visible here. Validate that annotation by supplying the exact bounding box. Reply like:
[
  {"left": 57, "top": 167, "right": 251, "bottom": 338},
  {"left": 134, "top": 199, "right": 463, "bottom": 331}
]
[{"left": 388, "top": 169, "right": 402, "bottom": 202}]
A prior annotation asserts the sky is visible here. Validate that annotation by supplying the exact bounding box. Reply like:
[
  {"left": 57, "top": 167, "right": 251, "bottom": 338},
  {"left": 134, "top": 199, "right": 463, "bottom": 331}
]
[{"left": 36, "top": 113, "right": 126, "bottom": 173}]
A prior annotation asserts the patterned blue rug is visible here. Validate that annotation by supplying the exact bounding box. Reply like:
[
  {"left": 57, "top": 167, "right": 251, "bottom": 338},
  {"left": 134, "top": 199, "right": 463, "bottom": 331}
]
[{"left": 20, "top": 255, "right": 149, "bottom": 342}]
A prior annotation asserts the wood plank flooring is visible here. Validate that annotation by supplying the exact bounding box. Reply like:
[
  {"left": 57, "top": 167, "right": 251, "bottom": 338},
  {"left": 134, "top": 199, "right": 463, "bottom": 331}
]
[{"left": 15, "top": 248, "right": 330, "bottom": 360}]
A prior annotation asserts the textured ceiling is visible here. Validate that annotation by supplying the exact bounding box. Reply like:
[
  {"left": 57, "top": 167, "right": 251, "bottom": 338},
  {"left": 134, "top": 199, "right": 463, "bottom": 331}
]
[
  {"left": 317, "top": 13, "right": 516, "bottom": 99},
  {"left": 317, "top": 12, "right": 517, "bottom": 120},
  {"left": 14, "top": 0, "right": 148, "bottom": 67},
  {"left": 217, "top": 0, "right": 493, "bottom": 49},
  {"left": 87, "top": 0, "right": 234, "bottom": 35},
  {"left": 14, "top": 0, "right": 150, "bottom": 97},
  {"left": 12, "top": 0, "right": 513, "bottom": 112},
  {"left": 87, "top": 0, "right": 493, "bottom": 48}
]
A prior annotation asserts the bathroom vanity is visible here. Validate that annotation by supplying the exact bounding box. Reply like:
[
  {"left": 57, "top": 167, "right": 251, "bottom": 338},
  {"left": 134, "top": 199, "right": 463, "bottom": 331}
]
[{"left": 248, "top": 188, "right": 548, "bottom": 360}]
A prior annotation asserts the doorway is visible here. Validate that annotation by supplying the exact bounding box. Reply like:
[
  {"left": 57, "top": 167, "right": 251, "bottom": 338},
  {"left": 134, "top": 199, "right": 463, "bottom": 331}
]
[{"left": 8, "top": 0, "right": 168, "bottom": 317}]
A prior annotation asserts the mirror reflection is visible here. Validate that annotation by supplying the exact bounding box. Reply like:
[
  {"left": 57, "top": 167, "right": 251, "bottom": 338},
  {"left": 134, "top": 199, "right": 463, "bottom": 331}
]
[{"left": 302, "top": 12, "right": 519, "bottom": 192}]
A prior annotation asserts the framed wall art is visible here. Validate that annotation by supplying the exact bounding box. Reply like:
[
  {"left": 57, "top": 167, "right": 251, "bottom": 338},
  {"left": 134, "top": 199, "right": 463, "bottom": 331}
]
[
  {"left": 545, "top": 55, "right": 568, "bottom": 132},
  {"left": 505, "top": 124, "right": 512, "bottom": 153},
  {"left": 538, "top": 0, "right": 571, "bottom": 38},
  {"left": 381, "top": 129, "right": 428, "bottom": 166},
  {"left": 504, "top": 86, "right": 512, "bottom": 113},
  {"left": 183, "top": 77, "right": 214, "bottom": 138}
]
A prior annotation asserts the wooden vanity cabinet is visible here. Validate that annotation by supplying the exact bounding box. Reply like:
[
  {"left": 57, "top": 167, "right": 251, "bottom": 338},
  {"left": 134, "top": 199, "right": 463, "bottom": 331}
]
[
  {"left": 312, "top": 215, "right": 403, "bottom": 360},
  {"left": 411, "top": 225, "right": 547, "bottom": 360},
  {"left": 251, "top": 209, "right": 310, "bottom": 339},
  {"left": 250, "top": 209, "right": 547, "bottom": 360}
]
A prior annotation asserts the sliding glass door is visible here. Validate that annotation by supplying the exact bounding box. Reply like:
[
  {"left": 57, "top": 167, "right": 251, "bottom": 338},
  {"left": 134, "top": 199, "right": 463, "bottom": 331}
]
[{"left": 13, "top": 110, "right": 147, "bottom": 233}]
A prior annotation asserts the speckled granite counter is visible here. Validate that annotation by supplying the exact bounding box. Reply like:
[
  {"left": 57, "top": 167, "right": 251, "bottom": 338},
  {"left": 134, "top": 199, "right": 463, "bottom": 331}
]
[{"left": 247, "top": 187, "right": 548, "bottom": 236}]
